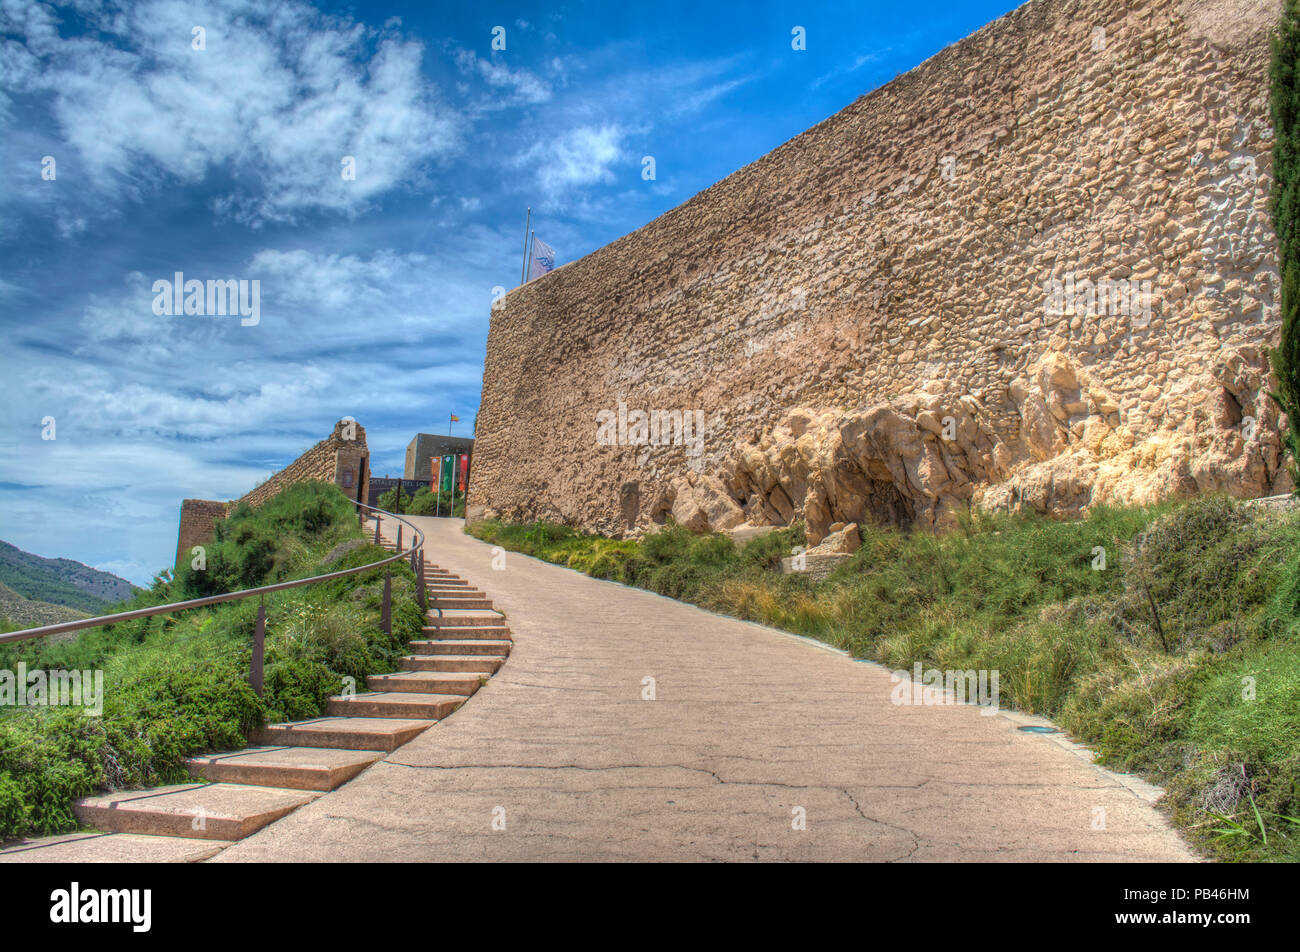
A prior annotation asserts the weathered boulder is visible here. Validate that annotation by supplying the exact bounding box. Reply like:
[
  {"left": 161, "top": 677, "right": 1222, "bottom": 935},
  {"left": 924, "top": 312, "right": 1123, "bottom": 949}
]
[
  {"left": 669, "top": 473, "right": 746, "bottom": 533},
  {"left": 718, "top": 391, "right": 1012, "bottom": 543},
  {"left": 809, "top": 523, "right": 861, "bottom": 556}
]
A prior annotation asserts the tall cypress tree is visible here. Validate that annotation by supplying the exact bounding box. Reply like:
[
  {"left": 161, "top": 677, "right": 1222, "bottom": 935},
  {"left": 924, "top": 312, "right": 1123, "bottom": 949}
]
[{"left": 1270, "top": 0, "right": 1300, "bottom": 489}]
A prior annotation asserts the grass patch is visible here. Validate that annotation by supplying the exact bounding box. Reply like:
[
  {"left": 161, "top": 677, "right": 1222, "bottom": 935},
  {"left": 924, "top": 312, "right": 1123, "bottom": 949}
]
[
  {"left": 0, "top": 481, "right": 423, "bottom": 841},
  {"left": 470, "top": 496, "right": 1300, "bottom": 861}
]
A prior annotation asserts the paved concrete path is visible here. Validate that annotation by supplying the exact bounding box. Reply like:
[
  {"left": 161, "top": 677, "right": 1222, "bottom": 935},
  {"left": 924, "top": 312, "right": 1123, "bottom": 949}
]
[{"left": 215, "top": 517, "right": 1195, "bottom": 862}]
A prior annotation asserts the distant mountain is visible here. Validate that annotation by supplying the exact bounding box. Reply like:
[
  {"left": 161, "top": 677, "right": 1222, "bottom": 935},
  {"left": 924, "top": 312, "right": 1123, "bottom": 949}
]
[
  {"left": 0, "top": 540, "right": 138, "bottom": 613},
  {"left": 0, "top": 581, "right": 85, "bottom": 631}
]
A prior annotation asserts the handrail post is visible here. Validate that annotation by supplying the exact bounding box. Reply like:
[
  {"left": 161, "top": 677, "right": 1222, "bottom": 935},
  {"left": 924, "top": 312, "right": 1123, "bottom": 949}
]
[
  {"left": 397, "top": 524, "right": 402, "bottom": 552},
  {"left": 381, "top": 569, "right": 392, "bottom": 636},
  {"left": 417, "top": 549, "right": 426, "bottom": 611},
  {"left": 0, "top": 503, "right": 425, "bottom": 648},
  {"left": 251, "top": 595, "right": 265, "bottom": 697}
]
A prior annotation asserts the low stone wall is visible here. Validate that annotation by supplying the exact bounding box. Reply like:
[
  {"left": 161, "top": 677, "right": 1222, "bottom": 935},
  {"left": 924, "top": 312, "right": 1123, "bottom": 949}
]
[
  {"left": 174, "top": 419, "right": 370, "bottom": 567},
  {"left": 235, "top": 420, "right": 369, "bottom": 511}
]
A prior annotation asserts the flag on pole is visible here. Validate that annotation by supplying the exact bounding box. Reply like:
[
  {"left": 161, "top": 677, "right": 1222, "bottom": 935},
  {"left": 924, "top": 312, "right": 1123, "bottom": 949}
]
[
  {"left": 528, "top": 235, "right": 556, "bottom": 280},
  {"left": 433, "top": 457, "right": 442, "bottom": 517},
  {"left": 450, "top": 414, "right": 460, "bottom": 422}
]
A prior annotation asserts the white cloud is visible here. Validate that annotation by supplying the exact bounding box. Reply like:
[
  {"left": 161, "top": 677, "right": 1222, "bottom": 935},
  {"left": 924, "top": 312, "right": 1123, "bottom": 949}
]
[
  {"left": 465, "top": 53, "right": 752, "bottom": 212},
  {"left": 519, "top": 124, "right": 626, "bottom": 200},
  {"left": 810, "top": 44, "right": 899, "bottom": 91},
  {"left": 3, "top": 217, "right": 516, "bottom": 469},
  {"left": 0, "top": 0, "right": 460, "bottom": 224},
  {"left": 452, "top": 48, "right": 551, "bottom": 109},
  {"left": 0, "top": 1, "right": 781, "bottom": 584}
]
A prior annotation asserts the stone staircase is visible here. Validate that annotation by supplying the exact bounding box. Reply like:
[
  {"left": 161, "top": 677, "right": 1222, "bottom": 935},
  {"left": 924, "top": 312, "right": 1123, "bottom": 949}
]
[{"left": 71, "top": 525, "right": 510, "bottom": 843}]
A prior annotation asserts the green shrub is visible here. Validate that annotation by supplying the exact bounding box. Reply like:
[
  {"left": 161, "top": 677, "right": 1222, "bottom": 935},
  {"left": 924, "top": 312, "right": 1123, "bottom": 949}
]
[
  {"left": 0, "top": 481, "right": 422, "bottom": 842},
  {"left": 379, "top": 485, "right": 464, "bottom": 517},
  {"left": 1270, "top": 0, "right": 1300, "bottom": 487},
  {"left": 470, "top": 495, "right": 1300, "bottom": 860}
]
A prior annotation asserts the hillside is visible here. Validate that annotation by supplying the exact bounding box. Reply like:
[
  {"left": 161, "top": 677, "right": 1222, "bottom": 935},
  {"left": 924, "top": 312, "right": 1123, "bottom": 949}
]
[
  {"left": 0, "top": 540, "right": 136, "bottom": 612},
  {"left": 0, "top": 581, "right": 85, "bottom": 631},
  {"left": 0, "top": 481, "right": 424, "bottom": 842}
]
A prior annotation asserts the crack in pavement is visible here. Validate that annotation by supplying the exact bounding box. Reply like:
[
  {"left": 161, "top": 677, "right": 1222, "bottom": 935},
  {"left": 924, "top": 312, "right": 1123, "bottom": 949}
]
[
  {"left": 842, "top": 788, "right": 921, "bottom": 862},
  {"left": 206, "top": 518, "right": 1197, "bottom": 863}
]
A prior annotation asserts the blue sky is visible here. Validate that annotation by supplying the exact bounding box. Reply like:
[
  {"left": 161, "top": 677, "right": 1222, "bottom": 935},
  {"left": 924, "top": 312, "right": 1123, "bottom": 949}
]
[{"left": 0, "top": 0, "right": 1021, "bottom": 585}]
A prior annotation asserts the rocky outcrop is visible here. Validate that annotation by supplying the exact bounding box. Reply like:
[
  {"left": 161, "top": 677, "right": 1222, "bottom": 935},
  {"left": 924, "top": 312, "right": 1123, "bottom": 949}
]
[
  {"left": 719, "top": 391, "right": 1011, "bottom": 544},
  {"left": 809, "top": 523, "right": 861, "bottom": 556},
  {"left": 679, "top": 347, "right": 1289, "bottom": 542},
  {"left": 664, "top": 474, "right": 747, "bottom": 533},
  {"left": 981, "top": 347, "right": 1289, "bottom": 514}
]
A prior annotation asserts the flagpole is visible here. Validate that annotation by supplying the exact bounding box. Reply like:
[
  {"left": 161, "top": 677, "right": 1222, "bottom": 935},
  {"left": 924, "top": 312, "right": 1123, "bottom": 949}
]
[
  {"left": 449, "top": 413, "right": 454, "bottom": 437},
  {"left": 519, "top": 207, "right": 531, "bottom": 285},
  {"left": 526, "top": 230, "right": 535, "bottom": 281}
]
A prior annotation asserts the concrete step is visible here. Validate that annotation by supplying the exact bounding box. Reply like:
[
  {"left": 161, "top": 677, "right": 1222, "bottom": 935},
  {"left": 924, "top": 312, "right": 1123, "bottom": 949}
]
[
  {"left": 0, "top": 831, "right": 229, "bottom": 864},
  {"left": 426, "top": 580, "right": 471, "bottom": 588},
  {"left": 424, "top": 609, "right": 506, "bottom": 628},
  {"left": 401, "top": 654, "right": 506, "bottom": 674},
  {"left": 422, "top": 625, "right": 512, "bottom": 640},
  {"left": 185, "top": 746, "right": 383, "bottom": 792},
  {"left": 366, "top": 671, "right": 483, "bottom": 696},
  {"left": 430, "top": 598, "right": 494, "bottom": 610},
  {"left": 327, "top": 691, "right": 465, "bottom": 719},
  {"left": 252, "top": 716, "right": 433, "bottom": 751},
  {"left": 74, "top": 782, "right": 318, "bottom": 841},
  {"left": 411, "top": 639, "right": 512, "bottom": 656}
]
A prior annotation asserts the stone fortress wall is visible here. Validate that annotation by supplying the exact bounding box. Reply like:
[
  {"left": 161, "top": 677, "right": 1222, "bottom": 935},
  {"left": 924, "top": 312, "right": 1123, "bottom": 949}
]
[
  {"left": 471, "top": 0, "right": 1287, "bottom": 545},
  {"left": 173, "top": 419, "right": 369, "bottom": 567}
]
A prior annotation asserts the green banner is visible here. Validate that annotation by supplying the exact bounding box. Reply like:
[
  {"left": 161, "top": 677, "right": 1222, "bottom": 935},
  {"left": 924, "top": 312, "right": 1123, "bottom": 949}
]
[{"left": 440, "top": 455, "right": 455, "bottom": 493}]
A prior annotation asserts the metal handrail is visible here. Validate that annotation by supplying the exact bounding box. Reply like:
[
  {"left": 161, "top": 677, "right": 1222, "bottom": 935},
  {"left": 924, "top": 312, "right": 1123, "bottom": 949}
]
[{"left": 0, "top": 500, "right": 426, "bottom": 647}]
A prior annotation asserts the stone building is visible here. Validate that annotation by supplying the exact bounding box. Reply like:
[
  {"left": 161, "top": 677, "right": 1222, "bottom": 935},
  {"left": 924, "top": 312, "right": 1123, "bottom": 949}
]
[
  {"left": 404, "top": 433, "right": 475, "bottom": 483},
  {"left": 470, "top": 0, "right": 1287, "bottom": 545}
]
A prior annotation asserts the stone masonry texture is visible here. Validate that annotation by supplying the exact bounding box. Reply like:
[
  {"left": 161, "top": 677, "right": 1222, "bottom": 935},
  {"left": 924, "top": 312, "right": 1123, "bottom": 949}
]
[
  {"left": 174, "top": 420, "right": 369, "bottom": 566},
  {"left": 471, "top": 0, "right": 1287, "bottom": 545},
  {"left": 404, "top": 433, "right": 475, "bottom": 481},
  {"left": 233, "top": 419, "right": 369, "bottom": 511},
  {"left": 174, "top": 499, "right": 228, "bottom": 570}
]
